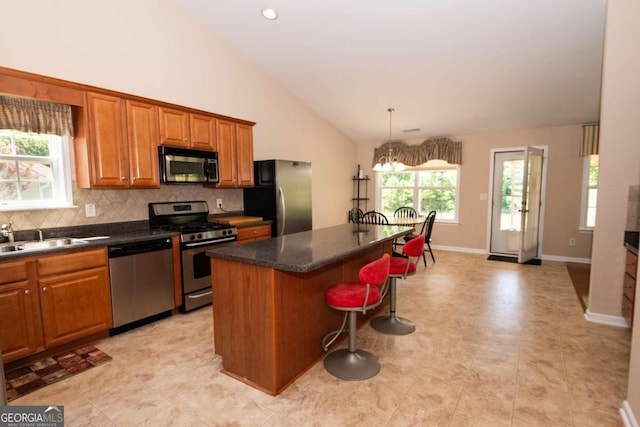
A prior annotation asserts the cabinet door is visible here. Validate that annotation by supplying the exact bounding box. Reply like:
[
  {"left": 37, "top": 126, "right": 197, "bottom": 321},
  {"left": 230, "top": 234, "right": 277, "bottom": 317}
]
[
  {"left": 159, "top": 106, "right": 190, "bottom": 148},
  {"left": 125, "top": 100, "right": 160, "bottom": 188},
  {"left": 190, "top": 113, "right": 217, "bottom": 151},
  {"left": 0, "top": 259, "right": 43, "bottom": 362},
  {"left": 39, "top": 266, "right": 112, "bottom": 348},
  {"left": 236, "top": 123, "right": 255, "bottom": 187},
  {"left": 216, "top": 119, "right": 238, "bottom": 187},
  {"left": 0, "top": 260, "right": 43, "bottom": 362},
  {"left": 87, "top": 92, "right": 129, "bottom": 187}
]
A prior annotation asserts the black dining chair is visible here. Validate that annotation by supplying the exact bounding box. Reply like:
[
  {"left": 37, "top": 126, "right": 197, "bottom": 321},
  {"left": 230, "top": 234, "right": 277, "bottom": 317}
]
[
  {"left": 393, "top": 206, "right": 417, "bottom": 218},
  {"left": 402, "top": 210, "right": 436, "bottom": 267},
  {"left": 348, "top": 207, "right": 364, "bottom": 223},
  {"left": 361, "top": 211, "right": 389, "bottom": 225}
]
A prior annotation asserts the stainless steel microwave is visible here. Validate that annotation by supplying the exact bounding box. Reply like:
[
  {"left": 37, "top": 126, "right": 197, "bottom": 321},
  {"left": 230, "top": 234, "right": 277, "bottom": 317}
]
[{"left": 159, "top": 146, "right": 219, "bottom": 184}]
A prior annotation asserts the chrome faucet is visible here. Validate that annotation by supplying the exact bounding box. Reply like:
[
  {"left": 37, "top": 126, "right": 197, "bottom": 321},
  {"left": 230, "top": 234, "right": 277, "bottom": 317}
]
[
  {"left": 36, "top": 229, "right": 44, "bottom": 241},
  {"left": 1, "top": 223, "right": 14, "bottom": 243}
]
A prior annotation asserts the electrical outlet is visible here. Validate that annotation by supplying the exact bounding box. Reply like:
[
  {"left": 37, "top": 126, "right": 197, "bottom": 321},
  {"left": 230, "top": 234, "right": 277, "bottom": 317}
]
[
  {"left": 85, "top": 203, "right": 96, "bottom": 217},
  {"left": 216, "top": 198, "right": 223, "bottom": 208},
  {"left": 569, "top": 238, "right": 576, "bottom": 246}
]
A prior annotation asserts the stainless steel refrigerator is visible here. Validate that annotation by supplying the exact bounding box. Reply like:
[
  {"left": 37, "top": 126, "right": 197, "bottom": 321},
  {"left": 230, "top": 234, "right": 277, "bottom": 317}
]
[{"left": 243, "top": 160, "right": 312, "bottom": 237}]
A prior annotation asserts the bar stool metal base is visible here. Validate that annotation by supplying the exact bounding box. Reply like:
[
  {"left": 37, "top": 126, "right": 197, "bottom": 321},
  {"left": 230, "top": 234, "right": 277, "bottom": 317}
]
[
  {"left": 370, "top": 315, "right": 416, "bottom": 335},
  {"left": 323, "top": 349, "right": 380, "bottom": 380}
]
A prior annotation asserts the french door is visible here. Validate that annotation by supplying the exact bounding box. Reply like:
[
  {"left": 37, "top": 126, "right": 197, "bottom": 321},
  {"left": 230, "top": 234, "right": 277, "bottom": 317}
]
[{"left": 489, "top": 147, "right": 545, "bottom": 262}]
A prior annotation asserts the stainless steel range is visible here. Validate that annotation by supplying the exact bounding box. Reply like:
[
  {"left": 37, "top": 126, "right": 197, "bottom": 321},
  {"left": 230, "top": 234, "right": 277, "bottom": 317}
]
[{"left": 149, "top": 201, "right": 237, "bottom": 312}]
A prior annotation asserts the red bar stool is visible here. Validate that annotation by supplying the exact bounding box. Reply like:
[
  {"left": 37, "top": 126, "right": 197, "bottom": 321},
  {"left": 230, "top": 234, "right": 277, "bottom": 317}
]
[
  {"left": 371, "top": 235, "right": 424, "bottom": 335},
  {"left": 322, "top": 253, "right": 391, "bottom": 380}
]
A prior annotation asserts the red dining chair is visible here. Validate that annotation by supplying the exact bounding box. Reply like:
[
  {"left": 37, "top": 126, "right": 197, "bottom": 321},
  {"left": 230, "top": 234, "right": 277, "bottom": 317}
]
[
  {"left": 322, "top": 253, "right": 391, "bottom": 380},
  {"left": 371, "top": 235, "right": 424, "bottom": 335}
]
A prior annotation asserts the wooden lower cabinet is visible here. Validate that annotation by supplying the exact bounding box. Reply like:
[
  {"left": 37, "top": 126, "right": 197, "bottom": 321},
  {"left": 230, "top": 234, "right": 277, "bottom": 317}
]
[
  {"left": 237, "top": 224, "right": 272, "bottom": 244},
  {"left": 0, "top": 247, "right": 112, "bottom": 363},
  {"left": 0, "top": 258, "right": 43, "bottom": 362},
  {"left": 623, "top": 249, "right": 637, "bottom": 327}
]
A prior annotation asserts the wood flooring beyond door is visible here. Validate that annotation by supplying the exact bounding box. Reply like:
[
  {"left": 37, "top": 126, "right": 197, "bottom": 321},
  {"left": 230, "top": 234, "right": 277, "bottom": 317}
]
[{"left": 7, "top": 251, "right": 630, "bottom": 426}]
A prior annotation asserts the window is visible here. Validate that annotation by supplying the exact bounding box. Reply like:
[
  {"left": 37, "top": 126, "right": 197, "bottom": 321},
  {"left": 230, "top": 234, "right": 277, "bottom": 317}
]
[
  {"left": 580, "top": 154, "right": 598, "bottom": 229},
  {"left": 377, "top": 160, "right": 459, "bottom": 222},
  {"left": 0, "top": 130, "right": 73, "bottom": 210}
]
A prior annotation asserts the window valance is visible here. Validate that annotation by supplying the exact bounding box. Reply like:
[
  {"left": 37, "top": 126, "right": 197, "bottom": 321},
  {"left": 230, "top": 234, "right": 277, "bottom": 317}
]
[
  {"left": 579, "top": 123, "right": 599, "bottom": 156},
  {"left": 0, "top": 96, "right": 74, "bottom": 137},
  {"left": 372, "top": 137, "right": 462, "bottom": 167}
]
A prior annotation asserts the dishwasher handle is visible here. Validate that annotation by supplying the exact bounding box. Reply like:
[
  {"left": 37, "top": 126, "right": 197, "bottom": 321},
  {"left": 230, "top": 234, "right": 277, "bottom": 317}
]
[{"left": 108, "top": 238, "right": 172, "bottom": 258}]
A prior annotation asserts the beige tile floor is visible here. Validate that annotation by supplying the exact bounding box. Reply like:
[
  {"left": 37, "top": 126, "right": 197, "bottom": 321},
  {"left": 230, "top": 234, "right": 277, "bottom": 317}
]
[{"left": 9, "top": 251, "right": 631, "bottom": 426}]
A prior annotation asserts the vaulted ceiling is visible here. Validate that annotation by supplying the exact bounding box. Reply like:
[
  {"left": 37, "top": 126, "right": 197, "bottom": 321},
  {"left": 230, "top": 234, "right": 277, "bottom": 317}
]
[{"left": 178, "top": 0, "right": 606, "bottom": 143}]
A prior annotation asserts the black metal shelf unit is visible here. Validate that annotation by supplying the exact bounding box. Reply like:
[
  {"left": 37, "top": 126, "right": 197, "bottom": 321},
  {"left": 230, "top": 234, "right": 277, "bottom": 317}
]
[{"left": 351, "top": 164, "right": 370, "bottom": 220}]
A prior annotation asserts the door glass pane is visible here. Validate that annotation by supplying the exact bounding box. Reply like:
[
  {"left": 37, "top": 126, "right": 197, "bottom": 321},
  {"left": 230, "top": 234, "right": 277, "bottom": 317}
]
[{"left": 500, "top": 160, "right": 523, "bottom": 231}]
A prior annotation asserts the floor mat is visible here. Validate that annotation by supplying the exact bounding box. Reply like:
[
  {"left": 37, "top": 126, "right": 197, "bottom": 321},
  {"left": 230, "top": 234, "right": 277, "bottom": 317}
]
[
  {"left": 4, "top": 345, "right": 111, "bottom": 402},
  {"left": 487, "top": 255, "right": 541, "bottom": 265}
]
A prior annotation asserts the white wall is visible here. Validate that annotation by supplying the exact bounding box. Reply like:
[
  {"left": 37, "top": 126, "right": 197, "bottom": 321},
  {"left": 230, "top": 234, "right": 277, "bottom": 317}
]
[
  {"left": 357, "top": 124, "right": 592, "bottom": 260},
  {"left": 595, "top": 0, "right": 640, "bottom": 421},
  {"left": 0, "top": 0, "right": 356, "bottom": 229}
]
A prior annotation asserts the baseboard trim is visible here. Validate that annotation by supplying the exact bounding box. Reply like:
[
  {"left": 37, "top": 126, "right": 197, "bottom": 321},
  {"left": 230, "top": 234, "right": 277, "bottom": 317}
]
[
  {"left": 431, "top": 245, "right": 486, "bottom": 255},
  {"left": 433, "top": 246, "right": 591, "bottom": 264},
  {"left": 584, "top": 309, "right": 630, "bottom": 328},
  {"left": 621, "top": 401, "right": 639, "bottom": 427},
  {"left": 540, "top": 254, "right": 592, "bottom": 264}
]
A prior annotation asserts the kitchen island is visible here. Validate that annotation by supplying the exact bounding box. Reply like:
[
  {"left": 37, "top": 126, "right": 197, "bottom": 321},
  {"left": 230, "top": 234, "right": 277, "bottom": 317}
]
[{"left": 207, "top": 223, "right": 413, "bottom": 395}]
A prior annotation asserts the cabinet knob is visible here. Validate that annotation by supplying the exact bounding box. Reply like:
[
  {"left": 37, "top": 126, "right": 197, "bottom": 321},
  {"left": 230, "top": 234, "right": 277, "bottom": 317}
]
[
  {"left": 42, "top": 287, "right": 47, "bottom": 292},
  {"left": 24, "top": 289, "right": 30, "bottom": 295},
  {"left": 184, "top": 138, "right": 188, "bottom": 142},
  {"left": 132, "top": 176, "right": 137, "bottom": 181},
  {"left": 121, "top": 177, "right": 126, "bottom": 181}
]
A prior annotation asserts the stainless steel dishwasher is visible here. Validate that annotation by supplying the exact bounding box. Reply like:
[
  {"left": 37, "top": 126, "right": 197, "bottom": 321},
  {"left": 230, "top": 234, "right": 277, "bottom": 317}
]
[{"left": 108, "top": 237, "right": 174, "bottom": 334}]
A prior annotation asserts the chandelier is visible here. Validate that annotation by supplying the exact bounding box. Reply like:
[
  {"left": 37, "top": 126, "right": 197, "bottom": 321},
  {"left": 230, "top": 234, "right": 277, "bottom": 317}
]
[{"left": 373, "top": 108, "right": 406, "bottom": 172}]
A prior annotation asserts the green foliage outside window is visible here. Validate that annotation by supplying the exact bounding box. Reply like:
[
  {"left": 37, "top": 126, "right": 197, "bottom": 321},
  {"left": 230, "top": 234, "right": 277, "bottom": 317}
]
[
  {"left": 379, "top": 167, "right": 459, "bottom": 220},
  {"left": 0, "top": 130, "right": 54, "bottom": 201}
]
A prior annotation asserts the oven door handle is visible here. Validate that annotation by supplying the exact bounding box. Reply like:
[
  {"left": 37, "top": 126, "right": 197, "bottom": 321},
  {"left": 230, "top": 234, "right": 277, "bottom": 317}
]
[
  {"left": 183, "top": 237, "right": 236, "bottom": 247},
  {"left": 187, "top": 290, "right": 212, "bottom": 299}
]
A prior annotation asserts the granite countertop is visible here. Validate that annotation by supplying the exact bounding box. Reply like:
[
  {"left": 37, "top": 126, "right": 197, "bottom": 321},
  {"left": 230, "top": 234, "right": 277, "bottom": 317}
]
[
  {"left": 625, "top": 230, "right": 639, "bottom": 255},
  {"left": 206, "top": 223, "right": 414, "bottom": 273},
  {"left": 0, "top": 221, "right": 178, "bottom": 260}
]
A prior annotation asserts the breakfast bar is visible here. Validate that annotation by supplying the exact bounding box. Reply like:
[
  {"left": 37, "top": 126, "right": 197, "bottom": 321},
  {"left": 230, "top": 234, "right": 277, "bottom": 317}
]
[{"left": 207, "top": 223, "right": 413, "bottom": 395}]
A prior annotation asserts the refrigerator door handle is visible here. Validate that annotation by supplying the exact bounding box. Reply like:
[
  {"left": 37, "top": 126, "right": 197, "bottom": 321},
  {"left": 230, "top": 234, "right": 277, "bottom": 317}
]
[{"left": 278, "top": 186, "right": 286, "bottom": 236}]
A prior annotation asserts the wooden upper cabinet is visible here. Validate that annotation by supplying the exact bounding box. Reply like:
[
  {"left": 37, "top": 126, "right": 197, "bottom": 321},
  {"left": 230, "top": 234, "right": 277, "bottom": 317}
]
[
  {"left": 216, "top": 119, "right": 237, "bottom": 187},
  {"left": 215, "top": 119, "right": 254, "bottom": 188},
  {"left": 86, "top": 92, "right": 129, "bottom": 187},
  {"left": 190, "top": 113, "right": 217, "bottom": 151},
  {"left": 81, "top": 93, "right": 160, "bottom": 189},
  {"left": 236, "top": 123, "right": 254, "bottom": 187},
  {"left": 159, "top": 106, "right": 190, "bottom": 148},
  {"left": 125, "top": 100, "right": 160, "bottom": 187},
  {"left": 159, "top": 107, "right": 216, "bottom": 151}
]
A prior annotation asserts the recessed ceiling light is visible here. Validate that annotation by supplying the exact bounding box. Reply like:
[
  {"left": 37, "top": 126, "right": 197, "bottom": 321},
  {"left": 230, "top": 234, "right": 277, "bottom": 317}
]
[{"left": 261, "top": 8, "right": 278, "bottom": 20}]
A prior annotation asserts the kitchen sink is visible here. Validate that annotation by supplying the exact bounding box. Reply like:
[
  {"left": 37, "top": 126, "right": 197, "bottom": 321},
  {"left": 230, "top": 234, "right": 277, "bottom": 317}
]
[{"left": 0, "top": 237, "right": 89, "bottom": 254}]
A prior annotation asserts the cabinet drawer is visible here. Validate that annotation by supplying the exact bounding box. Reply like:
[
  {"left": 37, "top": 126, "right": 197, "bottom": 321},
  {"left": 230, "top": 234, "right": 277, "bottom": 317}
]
[
  {"left": 237, "top": 225, "right": 272, "bottom": 243},
  {"left": 622, "top": 295, "right": 634, "bottom": 322},
  {"left": 37, "top": 247, "right": 108, "bottom": 276},
  {"left": 624, "top": 273, "right": 636, "bottom": 303},
  {"left": 0, "top": 259, "right": 32, "bottom": 285},
  {"left": 626, "top": 250, "right": 638, "bottom": 279}
]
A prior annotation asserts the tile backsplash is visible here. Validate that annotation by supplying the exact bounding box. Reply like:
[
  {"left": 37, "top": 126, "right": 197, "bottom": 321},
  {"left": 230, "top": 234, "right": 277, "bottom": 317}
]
[
  {"left": 0, "top": 183, "right": 242, "bottom": 231},
  {"left": 627, "top": 185, "right": 640, "bottom": 231}
]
